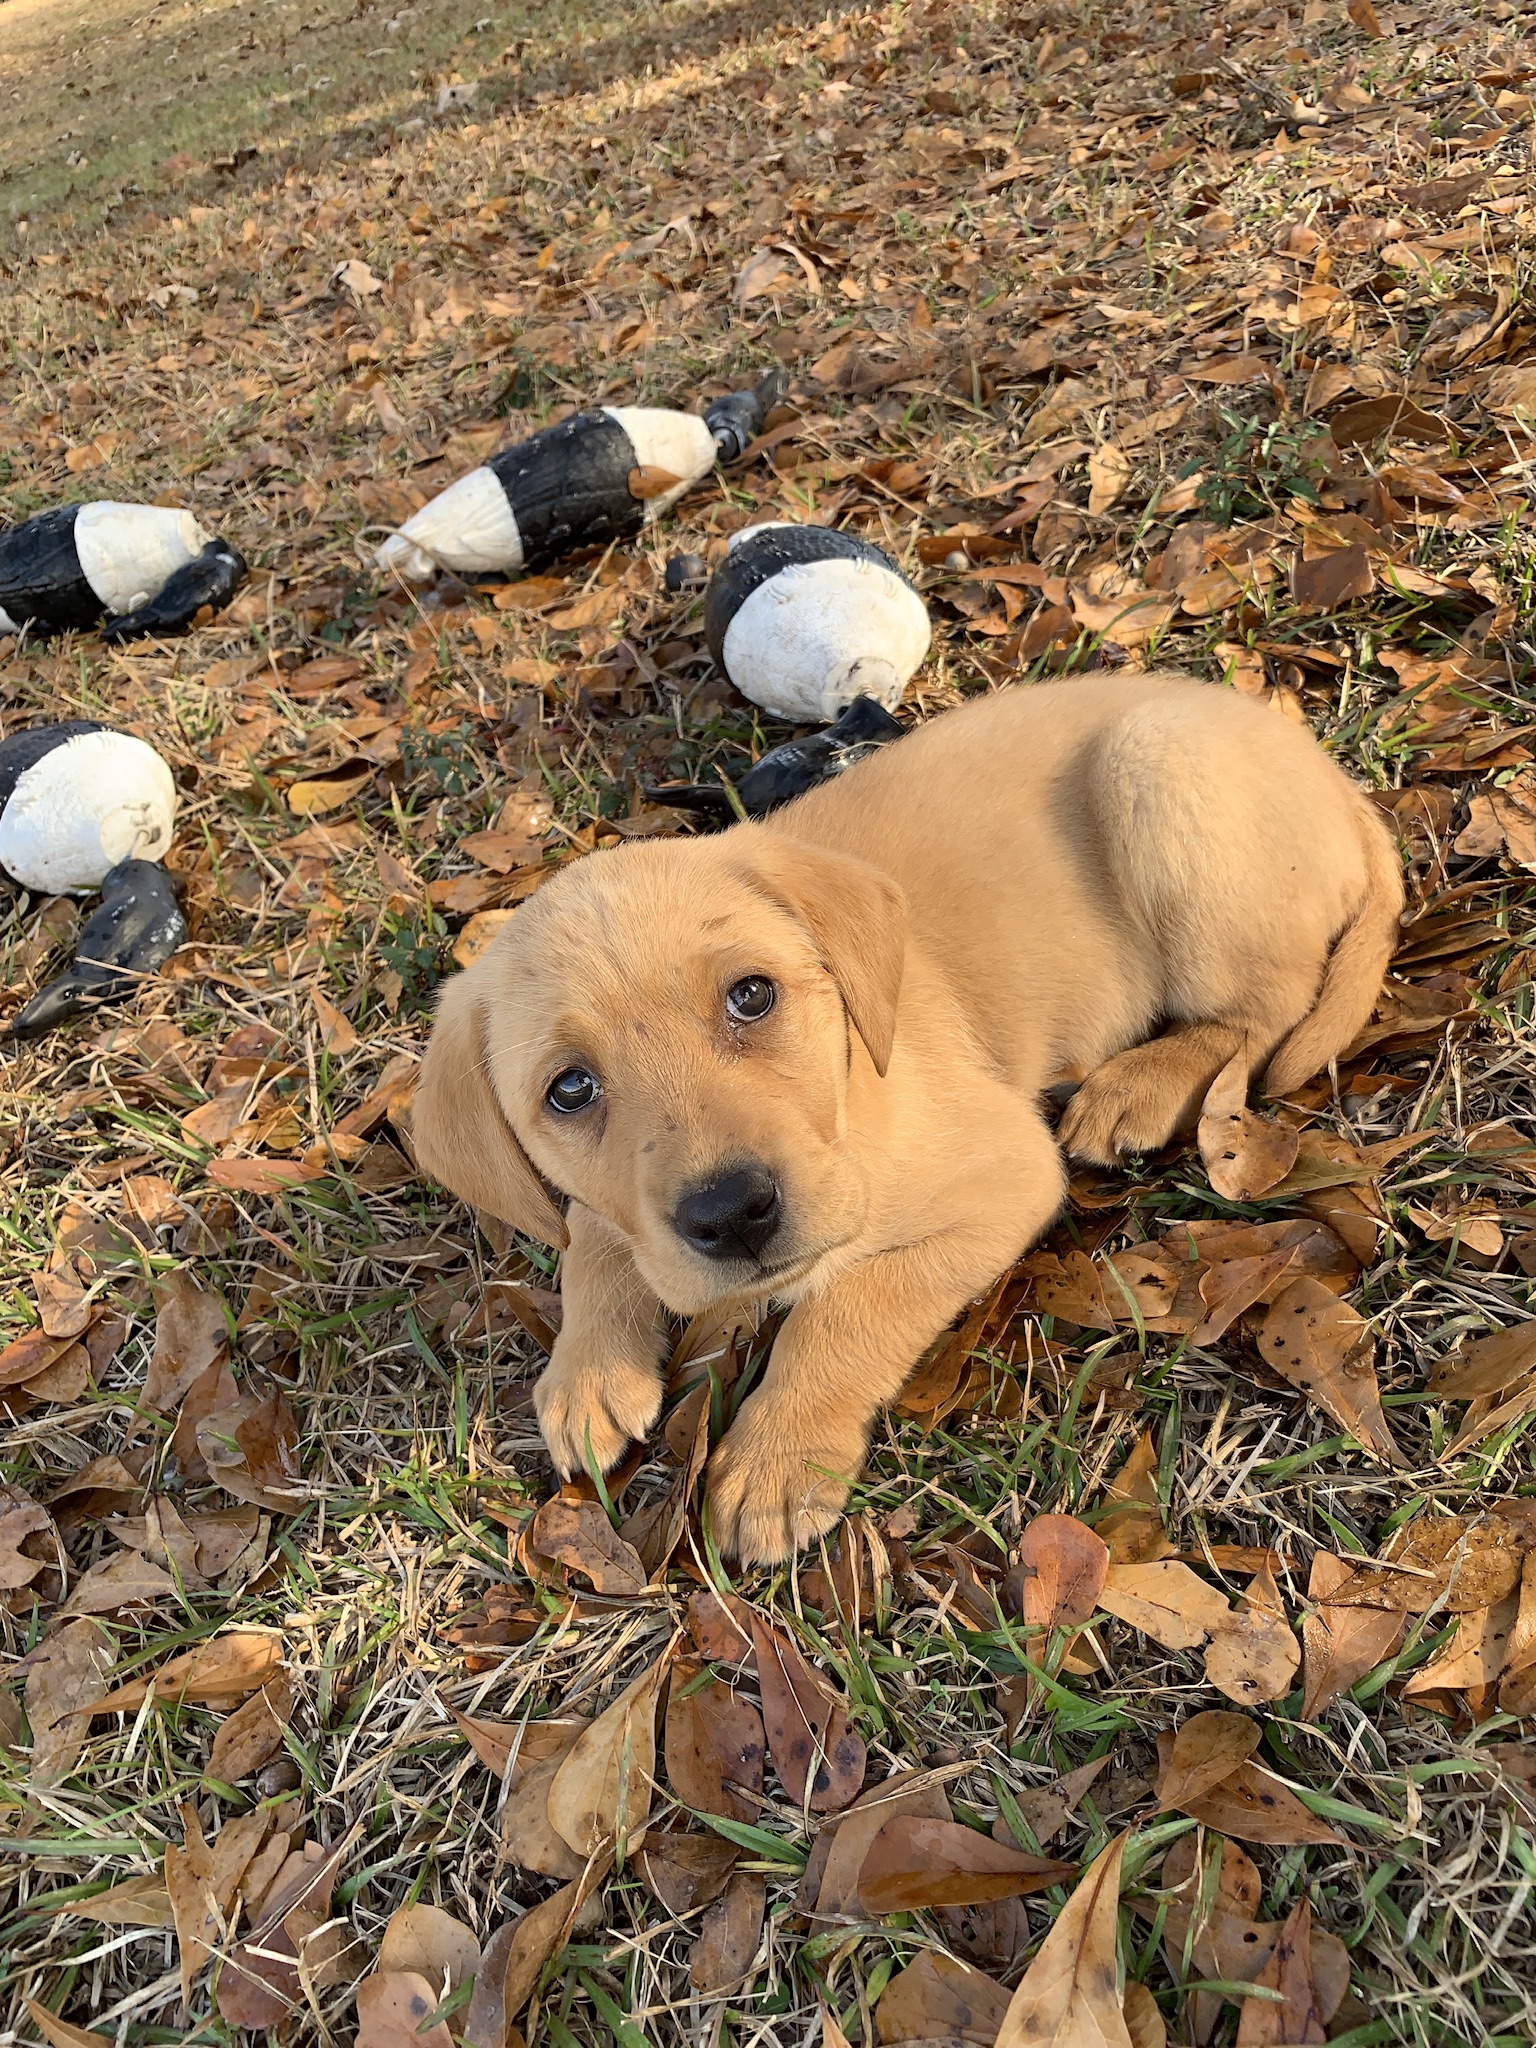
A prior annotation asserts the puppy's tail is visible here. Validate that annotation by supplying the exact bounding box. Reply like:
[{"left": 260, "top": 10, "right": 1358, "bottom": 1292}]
[{"left": 1263, "top": 800, "right": 1405, "bottom": 1098}]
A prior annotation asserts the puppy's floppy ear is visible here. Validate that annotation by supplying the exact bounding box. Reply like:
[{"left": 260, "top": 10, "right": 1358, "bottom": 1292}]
[
  {"left": 738, "top": 832, "right": 907, "bottom": 1076},
  {"left": 412, "top": 967, "right": 570, "bottom": 1248}
]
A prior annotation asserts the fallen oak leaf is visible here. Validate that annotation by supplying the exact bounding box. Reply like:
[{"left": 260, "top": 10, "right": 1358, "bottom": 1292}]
[
  {"left": 0, "top": 1500, "right": 55, "bottom": 1589},
  {"left": 1198, "top": 1050, "right": 1299, "bottom": 1203},
  {"left": 1098, "top": 1559, "right": 1234, "bottom": 1651},
  {"left": 876, "top": 1950, "right": 1012, "bottom": 2046},
  {"left": 214, "top": 1827, "right": 360, "bottom": 2030},
  {"left": 500, "top": 1860, "right": 610, "bottom": 2022},
  {"left": 39, "top": 1872, "right": 176, "bottom": 1929},
  {"left": 78, "top": 1629, "right": 283, "bottom": 1718},
  {"left": 23, "top": 1619, "right": 115, "bottom": 1784},
  {"left": 166, "top": 1802, "right": 272, "bottom": 2007},
  {"left": 1008, "top": 1513, "right": 1110, "bottom": 1631},
  {"left": 1256, "top": 1279, "right": 1402, "bottom": 1464},
  {"left": 813, "top": 1767, "right": 955, "bottom": 1921},
  {"left": 856, "top": 1816, "right": 1075, "bottom": 1913},
  {"left": 526, "top": 1496, "right": 647, "bottom": 1595},
  {"left": 22, "top": 2000, "right": 113, "bottom": 2048},
  {"left": 1234, "top": 1896, "right": 1328, "bottom": 2046},
  {"left": 1400, "top": 1592, "right": 1521, "bottom": 1699},
  {"left": 546, "top": 1652, "right": 668, "bottom": 1857},
  {"left": 355, "top": 1972, "right": 455, "bottom": 2048},
  {"left": 1153, "top": 1711, "right": 1261, "bottom": 1812},
  {"left": 195, "top": 1383, "right": 307, "bottom": 1511},
  {"left": 994, "top": 1831, "right": 1134, "bottom": 2048},
  {"left": 1204, "top": 1566, "right": 1301, "bottom": 1707},
  {"left": 1301, "top": 1552, "right": 1407, "bottom": 1719},
  {"left": 663, "top": 1664, "right": 765, "bottom": 1821},
  {"left": 204, "top": 1671, "right": 295, "bottom": 1785},
  {"left": 1154, "top": 1732, "right": 1346, "bottom": 1845},
  {"left": 638, "top": 1827, "right": 740, "bottom": 1915},
  {"left": 751, "top": 1613, "right": 866, "bottom": 1812},
  {"left": 1190, "top": 1244, "right": 1302, "bottom": 1346},
  {"left": 377, "top": 1902, "right": 481, "bottom": 2011},
  {"left": 143, "top": 1269, "right": 230, "bottom": 1413},
  {"left": 689, "top": 1869, "right": 767, "bottom": 1995}
]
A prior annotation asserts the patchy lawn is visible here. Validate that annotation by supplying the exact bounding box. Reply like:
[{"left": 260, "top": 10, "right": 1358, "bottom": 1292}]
[{"left": 2, "top": 0, "right": 1536, "bottom": 2043}]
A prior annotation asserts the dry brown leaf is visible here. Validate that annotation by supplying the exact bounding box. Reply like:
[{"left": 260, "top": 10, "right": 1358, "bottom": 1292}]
[
  {"left": 1498, "top": 1555, "right": 1536, "bottom": 1715},
  {"left": 627, "top": 463, "right": 683, "bottom": 501},
  {"left": 453, "top": 1708, "right": 585, "bottom": 1781},
  {"left": 463, "top": 1917, "right": 519, "bottom": 2048},
  {"left": 1099, "top": 1560, "right": 1233, "bottom": 1651},
  {"left": 663, "top": 1668, "right": 766, "bottom": 1821},
  {"left": 144, "top": 1270, "right": 230, "bottom": 1413},
  {"left": 857, "top": 1816, "right": 1075, "bottom": 1913},
  {"left": 876, "top": 1949, "right": 1012, "bottom": 2046},
  {"left": 44, "top": 1873, "right": 176, "bottom": 1930},
  {"left": 59, "top": 1549, "right": 177, "bottom": 1616},
  {"left": 1301, "top": 1552, "right": 1406, "bottom": 1718},
  {"left": 1155, "top": 1733, "right": 1346, "bottom": 1844},
  {"left": 1190, "top": 1245, "right": 1303, "bottom": 1346},
  {"left": 547, "top": 1653, "right": 667, "bottom": 1856},
  {"left": 1256, "top": 1278, "right": 1402, "bottom": 1464},
  {"left": 499, "top": 1750, "right": 587, "bottom": 1879},
  {"left": 1198, "top": 1051, "right": 1299, "bottom": 1202},
  {"left": 500, "top": 1864, "right": 609, "bottom": 2021},
  {"left": 1204, "top": 1566, "right": 1301, "bottom": 1707},
  {"left": 24, "top": 1619, "right": 114, "bottom": 1784},
  {"left": 21, "top": 2001, "right": 112, "bottom": 2048},
  {"left": 377, "top": 1902, "right": 481, "bottom": 2008},
  {"left": 355, "top": 1972, "right": 455, "bottom": 2048},
  {"left": 195, "top": 1384, "right": 307, "bottom": 1511},
  {"left": 638, "top": 1828, "right": 740, "bottom": 1915},
  {"left": 1154, "top": 1711, "right": 1261, "bottom": 1811},
  {"left": 751, "top": 1614, "right": 867, "bottom": 1812},
  {"left": 689, "top": 1870, "right": 766, "bottom": 1996},
  {"left": 1011, "top": 1514, "right": 1110, "bottom": 1631},
  {"left": 813, "top": 1768, "right": 954, "bottom": 1919},
  {"left": 1122, "top": 1981, "right": 1166, "bottom": 2048},
  {"left": 0, "top": 1500, "right": 55, "bottom": 1589},
  {"left": 526, "top": 1497, "right": 647, "bottom": 1595},
  {"left": 1087, "top": 442, "right": 1133, "bottom": 515},
  {"left": 312, "top": 988, "right": 360, "bottom": 1054},
  {"left": 34, "top": 1265, "right": 93, "bottom": 1340},
  {"left": 1290, "top": 544, "right": 1375, "bottom": 614},
  {"left": 81, "top": 1630, "right": 283, "bottom": 1718},
  {"left": 1234, "top": 1897, "right": 1328, "bottom": 2045},
  {"left": 215, "top": 1833, "right": 355, "bottom": 2030},
  {"left": 687, "top": 1588, "right": 755, "bottom": 1664},
  {"left": 1429, "top": 1321, "right": 1536, "bottom": 1403},
  {"left": 205, "top": 1672, "right": 294, "bottom": 1785},
  {"left": 1401, "top": 1592, "right": 1521, "bottom": 1699},
  {"left": 994, "top": 1831, "right": 1133, "bottom": 2048},
  {"left": 166, "top": 1802, "right": 271, "bottom": 2006}
]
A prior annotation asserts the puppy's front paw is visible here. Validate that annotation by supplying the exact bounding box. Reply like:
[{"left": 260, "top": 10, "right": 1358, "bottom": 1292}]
[
  {"left": 1058, "top": 1068, "right": 1177, "bottom": 1165},
  {"left": 534, "top": 1346, "right": 663, "bottom": 1477},
  {"left": 705, "top": 1395, "right": 866, "bottom": 1564}
]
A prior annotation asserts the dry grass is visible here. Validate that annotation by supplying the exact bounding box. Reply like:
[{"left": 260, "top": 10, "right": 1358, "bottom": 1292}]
[{"left": 3, "top": 0, "right": 1536, "bottom": 2041}]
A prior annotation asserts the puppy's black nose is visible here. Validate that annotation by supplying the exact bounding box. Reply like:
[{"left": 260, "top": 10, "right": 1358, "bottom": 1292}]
[{"left": 673, "top": 1164, "right": 781, "bottom": 1261}]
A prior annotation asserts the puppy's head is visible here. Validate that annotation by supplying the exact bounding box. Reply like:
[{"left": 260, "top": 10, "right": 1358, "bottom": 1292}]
[{"left": 412, "top": 827, "right": 905, "bottom": 1311}]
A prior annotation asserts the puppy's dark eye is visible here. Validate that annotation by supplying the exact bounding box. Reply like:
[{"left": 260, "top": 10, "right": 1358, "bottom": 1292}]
[
  {"left": 726, "top": 976, "right": 775, "bottom": 1023},
  {"left": 547, "top": 1067, "right": 599, "bottom": 1113}
]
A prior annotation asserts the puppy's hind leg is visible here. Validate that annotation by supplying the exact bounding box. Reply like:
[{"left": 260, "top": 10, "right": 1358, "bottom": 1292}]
[
  {"left": 534, "top": 1202, "right": 667, "bottom": 1476},
  {"left": 1057, "top": 1019, "right": 1246, "bottom": 1165}
]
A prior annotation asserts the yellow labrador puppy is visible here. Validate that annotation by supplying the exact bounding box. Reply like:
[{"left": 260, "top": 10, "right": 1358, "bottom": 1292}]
[{"left": 412, "top": 673, "right": 1402, "bottom": 1561}]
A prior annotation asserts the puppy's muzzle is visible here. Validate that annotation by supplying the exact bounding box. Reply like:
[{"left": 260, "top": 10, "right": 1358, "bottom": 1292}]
[{"left": 673, "top": 1163, "right": 782, "bottom": 1262}]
